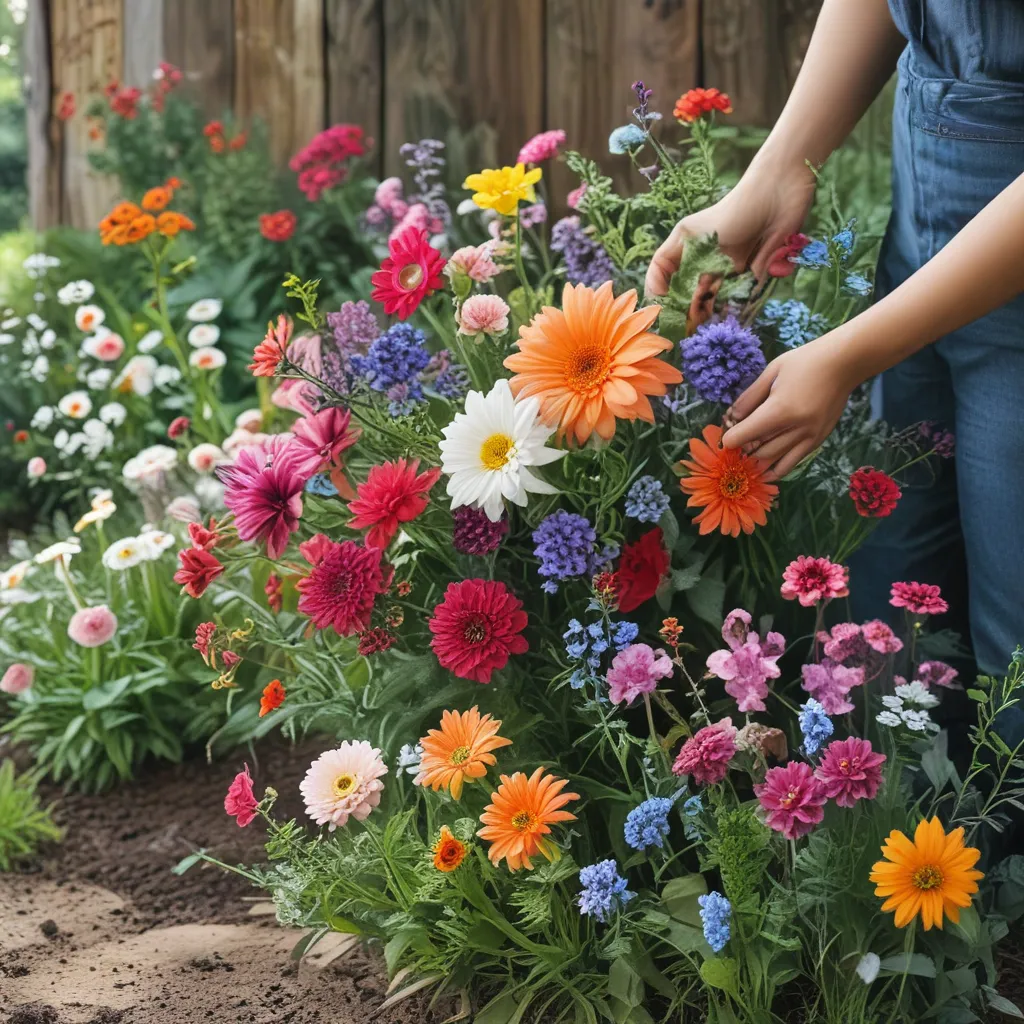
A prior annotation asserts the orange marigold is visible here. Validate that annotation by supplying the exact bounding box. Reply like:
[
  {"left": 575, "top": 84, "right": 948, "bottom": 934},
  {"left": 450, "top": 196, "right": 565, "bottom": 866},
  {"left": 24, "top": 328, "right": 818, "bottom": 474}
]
[
  {"left": 142, "top": 185, "right": 174, "bottom": 211},
  {"left": 674, "top": 87, "right": 733, "bottom": 123},
  {"left": 258, "top": 678, "right": 286, "bottom": 717},
  {"left": 415, "top": 706, "right": 512, "bottom": 800},
  {"left": 123, "top": 213, "right": 157, "bottom": 244},
  {"left": 504, "top": 280, "right": 682, "bottom": 445},
  {"left": 477, "top": 766, "right": 579, "bottom": 871},
  {"left": 432, "top": 825, "right": 467, "bottom": 872},
  {"left": 678, "top": 423, "right": 777, "bottom": 536},
  {"left": 248, "top": 315, "right": 292, "bottom": 377},
  {"left": 156, "top": 211, "right": 195, "bottom": 237}
]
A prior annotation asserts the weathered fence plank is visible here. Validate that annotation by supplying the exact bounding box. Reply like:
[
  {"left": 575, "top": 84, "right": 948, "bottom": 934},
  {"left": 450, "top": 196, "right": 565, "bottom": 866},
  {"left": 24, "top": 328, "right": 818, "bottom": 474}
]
[
  {"left": 163, "top": 0, "right": 235, "bottom": 118},
  {"left": 25, "top": 0, "right": 60, "bottom": 228}
]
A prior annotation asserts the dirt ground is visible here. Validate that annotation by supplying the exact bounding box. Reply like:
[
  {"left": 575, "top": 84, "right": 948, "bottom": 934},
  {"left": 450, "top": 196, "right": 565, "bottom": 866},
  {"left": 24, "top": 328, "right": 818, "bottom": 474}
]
[{"left": 0, "top": 737, "right": 446, "bottom": 1024}]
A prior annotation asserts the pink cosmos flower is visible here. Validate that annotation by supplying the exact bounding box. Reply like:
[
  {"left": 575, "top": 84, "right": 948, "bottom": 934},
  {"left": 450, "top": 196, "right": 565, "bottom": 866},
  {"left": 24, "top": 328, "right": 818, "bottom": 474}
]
[
  {"left": 27, "top": 457, "right": 46, "bottom": 478},
  {"left": 291, "top": 405, "right": 361, "bottom": 478},
  {"left": 606, "top": 643, "right": 674, "bottom": 706},
  {"left": 567, "top": 183, "right": 588, "bottom": 210},
  {"left": 890, "top": 581, "right": 948, "bottom": 617},
  {"left": 457, "top": 294, "right": 510, "bottom": 338},
  {"left": 707, "top": 608, "right": 784, "bottom": 713},
  {"left": 447, "top": 244, "right": 501, "bottom": 283},
  {"left": 780, "top": 556, "right": 849, "bottom": 607},
  {"left": 800, "top": 658, "right": 866, "bottom": 715},
  {"left": 672, "top": 718, "right": 737, "bottom": 785},
  {"left": 296, "top": 535, "right": 385, "bottom": 636},
  {"left": 915, "top": 660, "right": 960, "bottom": 690},
  {"left": 814, "top": 737, "right": 886, "bottom": 807},
  {"left": 754, "top": 761, "right": 826, "bottom": 840},
  {"left": 517, "top": 129, "right": 566, "bottom": 164},
  {"left": 67, "top": 604, "right": 118, "bottom": 648},
  {"left": 219, "top": 436, "right": 309, "bottom": 559},
  {"left": 224, "top": 765, "right": 258, "bottom": 827},
  {"left": 1, "top": 663, "right": 34, "bottom": 694}
]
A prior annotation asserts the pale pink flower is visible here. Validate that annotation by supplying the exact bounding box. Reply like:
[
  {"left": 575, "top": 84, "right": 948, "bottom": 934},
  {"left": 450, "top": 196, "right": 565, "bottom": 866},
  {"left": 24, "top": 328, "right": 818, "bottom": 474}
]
[
  {"left": 517, "top": 129, "right": 566, "bottom": 164},
  {"left": 27, "top": 457, "right": 46, "bottom": 478},
  {"left": 389, "top": 202, "right": 443, "bottom": 243},
  {"left": 374, "top": 176, "right": 405, "bottom": 215},
  {"left": 235, "top": 409, "right": 264, "bottom": 434},
  {"left": 300, "top": 741, "right": 388, "bottom": 830},
  {"left": 187, "top": 443, "right": 226, "bottom": 474},
  {"left": 707, "top": 608, "right": 784, "bottom": 713},
  {"left": 754, "top": 761, "right": 826, "bottom": 839},
  {"left": 224, "top": 765, "right": 258, "bottom": 827},
  {"left": 67, "top": 604, "right": 118, "bottom": 648},
  {"left": 83, "top": 331, "right": 125, "bottom": 362},
  {"left": 447, "top": 244, "right": 501, "bottom": 284},
  {"left": 606, "top": 643, "right": 674, "bottom": 705},
  {"left": 567, "top": 183, "right": 588, "bottom": 210},
  {"left": 1, "top": 663, "right": 34, "bottom": 694},
  {"left": 672, "top": 718, "right": 737, "bottom": 785},
  {"left": 814, "top": 737, "right": 886, "bottom": 807},
  {"left": 457, "top": 294, "right": 510, "bottom": 339},
  {"left": 861, "top": 619, "right": 903, "bottom": 654},
  {"left": 780, "top": 556, "right": 849, "bottom": 607},
  {"left": 800, "top": 658, "right": 865, "bottom": 715},
  {"left": 165, "top": 495, "right": 202, "bottom": 523}
]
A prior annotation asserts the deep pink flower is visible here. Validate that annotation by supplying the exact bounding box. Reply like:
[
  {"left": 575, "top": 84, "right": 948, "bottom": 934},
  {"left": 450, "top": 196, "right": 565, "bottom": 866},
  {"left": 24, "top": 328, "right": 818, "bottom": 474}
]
[
  {"left": 167, "top": 416, "right": 190, "bottom": 439},
  {"left": 347, "top": 457, "right": 441, "bottom": 549},
  {"left": 517, "top": 129, "right": 566, "bottom": 165},
  {"left": 767, "top": 232, "right": 811, "bottom": 277},
  {"left": 291, "top": 406, "right": 360, "bottom": 477},
  {"left": 889, "top": 581, "right": 948, "bottom": 617},
  {"left": 193, "top": 621, "right": 216, "bottom": 663},
  {"left": 780, "top": 556, "right": 849, "bottom": 607},
  {"left": 754, "top": 761, "right": 826, "bottom": 840},
  {"left": 707, "top": 608, "right": 784, "bottom": 713},
  {"left": 817, "top": 621, "right": 901, "bottom": 684},
  {"left": 860, "top": 619, "right": 904, "bottom": 654},
  {"left": 814, "top": 737, "right": 886, "bottom": 807},
  {"left": 1, "top": 663, "right": 34, "bottom": 694},
  {"left": 67, "top": 605, "right": 118, "bottom": 648},
  {"left": 370, "top": 226, "right": 446, "bottom": 320},
  {"left": 224, "top": 765, "right": 258, "bottom": 827},
  {"left": 220, "top": 436, "right": 308, "bottom": 559},
  {"left": 173, "top": 547, "right": 224, "bottom": 598},
  {"left": 672, "top": 718, "right": 738, "bottom": 785},
  {"left": 188, "top": 519, "right": 221, "bottom": 552},
  {"left": 296, "top": 535, "right": 385, "bottom": 636},
  {"left": 915, "top": 660, "right": 960, "bottom": 690},
  {"left": 606, "top": 643, "right": 674, "bottom": 706},
  {"left": 800, "top": 658, "right": 865, "bottom": 715}
]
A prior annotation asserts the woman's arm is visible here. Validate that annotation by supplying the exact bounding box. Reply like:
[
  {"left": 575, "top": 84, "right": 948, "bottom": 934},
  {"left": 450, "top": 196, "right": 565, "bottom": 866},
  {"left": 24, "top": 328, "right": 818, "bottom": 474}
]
[{"left": 722, "top": 172, "right": 1024, "bottom": 477}]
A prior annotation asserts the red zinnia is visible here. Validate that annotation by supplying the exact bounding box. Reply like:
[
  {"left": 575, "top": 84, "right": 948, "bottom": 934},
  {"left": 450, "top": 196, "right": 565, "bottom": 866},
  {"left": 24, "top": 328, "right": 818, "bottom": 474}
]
[
  {"left": 248, "top": 315, "right": 293, "bottom": 377},
  {"left": 428, "top": 579, "right": 529, "bottom": 684},
  {"left": 890, "top": 581, "right": 948, "bottom": 617},
  {"left": 370, "top": 226, "right": 446, "bottom": 320},
  {"left": 259, "top": 679, "right": 286, "bottom": 717},
  {"left": 174, "top": 547, "right": 224, "bottom": 598},
  {"left": 616, "top": 528, "right": 670, "bottom": 614},
  {"left": 13, "top": 430, "right": 28, "bottom": 443},
  {"left": 259, "top": 210, "right": 297, "bottom": 242},
  {"left": 188, "top": 518, "right": 221, "bottom": 552},
  {"left": 348, "top": 458, "right": 442, "bottom": 549},
  {"left": 296, "top": 535, "right": 385, "bottom": 636},
  {"left": 780, "top": 556, "right": 849, "bottom": 607},
  {"left": 849, "top": 466, "right": 901, "bottom": 518},
  {"left": 673, "top": 87, "right": 733, "bottom": 123}
]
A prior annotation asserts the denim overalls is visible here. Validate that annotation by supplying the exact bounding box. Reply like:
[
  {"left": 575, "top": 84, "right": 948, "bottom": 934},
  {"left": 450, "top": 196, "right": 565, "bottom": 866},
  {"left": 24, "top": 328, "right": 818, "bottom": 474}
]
[{"left": 850, "top": 2, "right": 1024, "bottom": 710}]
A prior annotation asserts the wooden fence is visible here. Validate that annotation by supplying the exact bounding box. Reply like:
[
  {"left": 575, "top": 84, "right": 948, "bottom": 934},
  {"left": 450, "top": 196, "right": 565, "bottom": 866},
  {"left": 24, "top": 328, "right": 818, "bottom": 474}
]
[{"left": 26, "top": 0, "right": 823, "bottom": 230}]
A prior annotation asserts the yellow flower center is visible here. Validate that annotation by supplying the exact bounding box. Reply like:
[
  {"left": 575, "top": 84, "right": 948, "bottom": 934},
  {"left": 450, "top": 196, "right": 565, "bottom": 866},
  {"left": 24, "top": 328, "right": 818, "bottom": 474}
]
[
  {"left": 779, "top": 789, "right": 798, "bottom": 809},
  {"left": 117, "top": 546, "right": 135, "bottom": 561},
  {"left": 718, "top": 467, "right": 750, "bottom": 500},
  {"left": 564, "top": 344, "right": 610, "bottom": 395},
  {"left": 912, "top": 864, "right": 944, "bottom": 891},
  {"left": 449, "top": 745, "right": 471, "bottom": 765},
  {"left": 480, "top": 432, "right": 515, "bottom": 470},
  {"left": 839, "top": 758, "right": 851, "bottom": 774},
  {"left": 332, "top": 773, "right": 357, "bottom": 798},
  {"left": 398, "top": 262, "right": 425, "bottom": 291},
  {"left": 511, "top": 810, "right": 536, "bottom": 832}
]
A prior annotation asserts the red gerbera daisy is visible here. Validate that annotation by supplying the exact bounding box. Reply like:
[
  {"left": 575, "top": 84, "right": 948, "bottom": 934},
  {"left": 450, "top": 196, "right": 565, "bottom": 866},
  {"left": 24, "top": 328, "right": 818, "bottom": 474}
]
[
  {"left": 370, "top": 226, "right": 446, "bottom": 320},
  {"left": 348, "top": 458, "right": 442, "bottom": 549},
  {"left": 616, "top": 528, "right": 670, "bottom": 613},
  {"left": 890, "top": 581, "right": 949, "bottom": 617},
  {"left": 849, "top": 466, "right": 901, "bottom": 518},
  {"left": 428, "top": 579, "right": 529, "bottom": 684},
  {"left": 296, "top": 535, "right": 385, "bottom": 636}
]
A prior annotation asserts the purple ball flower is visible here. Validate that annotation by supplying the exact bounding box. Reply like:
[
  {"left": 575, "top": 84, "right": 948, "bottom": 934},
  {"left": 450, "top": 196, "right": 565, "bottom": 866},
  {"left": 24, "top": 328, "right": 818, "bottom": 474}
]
[
  {"left": 532, "top": 510, "right": 596, "bottom": 585},
  {"left": 681, "top": 316, "right": 766, "bottom": 405},
  {"left": 453, "top": 506, "right": 509, "bottom": 555},
  {"left": 550, "top": 217, "right": 616, "bottom": 288}
]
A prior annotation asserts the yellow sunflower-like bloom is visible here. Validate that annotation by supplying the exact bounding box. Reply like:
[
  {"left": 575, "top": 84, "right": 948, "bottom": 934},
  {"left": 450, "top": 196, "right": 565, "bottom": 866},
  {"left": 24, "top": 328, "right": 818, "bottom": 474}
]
[{"left": 463, "top": 164, "right": 542, "bottom": 217}]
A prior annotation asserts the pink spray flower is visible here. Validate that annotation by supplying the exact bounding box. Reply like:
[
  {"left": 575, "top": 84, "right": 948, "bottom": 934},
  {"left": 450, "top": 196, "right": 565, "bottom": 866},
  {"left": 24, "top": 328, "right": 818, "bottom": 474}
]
[
  {"left": 780, "top": 556, "right": 849, "bottom": 607},
  {"left": 706, "top": 608, "right": 784, "bottom": 713},
  {"left": 447, "top": 244, "right": 502, "bottom": 284},
  {"left": 800, "top": 658, "right": 865, "bottom": 715},
  {"left": 754, "top": 761, "right": 826, "bottom": 839},
  {"left": 1, "top": 663, "right": 34, "bottom": 694},
  {"left": 672, "top": 718, "right": 738, "bottom": 785},
  {"left": 374, "top": 176, "right": 405, "bottom": 215},
  {"left": 914, "top": 660, "right": 960, "bottom": 690},
  {"left": 861, "top": 619, "right": 903, "bottom": 654},
  {"left": 457, "top": 294, "right": 510, "bottom": 338},
  {"left": 290, "top": 405, "right": 361, "bottom": 477},
  {"left": 814, "top": 737, "right": 886, "bottom": 807},
  {"left": 67, "top": 605, "right": 118, "bottom": 648},
  {"left": 517, "top": 129, "right": 566, "bottom": 164},
  {"left": 606, "top": 643, "right": 674, "bottom": 706},
  {"left": 889, "top": 581, "right": 948, "bottom": 617},
  {"left": 224, "top": 765, "right": 258, "bottom": 827}
]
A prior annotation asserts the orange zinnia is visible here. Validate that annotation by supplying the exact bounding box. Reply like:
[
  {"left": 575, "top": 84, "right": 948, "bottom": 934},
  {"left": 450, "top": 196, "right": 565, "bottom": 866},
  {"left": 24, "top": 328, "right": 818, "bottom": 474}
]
[
  {"left": 142, "top": 185, "right": 173, "bottom": 211},
  {"left": 432, "top": 825, "right": 467, "bottom": 872},
  {"left": 477, "top": 766, "right": 579, "bottom": 871},
  {"left": 504, "top": 281, "right": 682, "bottom": 445},
  {"left": 870, "top": 818, "right": 983, "bottom": 931},
  {"left": 678, "top": 423, "right": 777, "bottom": 536},
  {"left": 416, "top": 706, "right": 512, "bottom": 800},
  {"left": 156, "top": 211, "right": 195, "bottom": 237},
  {"left": 248, "top": 315, "right": 292, "bottom": 377},
  {"left": 123, "top": 213, "right": 156, "bottom": 244}
]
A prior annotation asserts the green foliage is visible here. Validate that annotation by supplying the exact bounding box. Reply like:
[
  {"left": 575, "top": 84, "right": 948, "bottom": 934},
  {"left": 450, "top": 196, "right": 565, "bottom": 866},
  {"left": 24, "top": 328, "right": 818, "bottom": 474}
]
[{"left": 0, "top": 760, "right": 61, "bottom": 870}]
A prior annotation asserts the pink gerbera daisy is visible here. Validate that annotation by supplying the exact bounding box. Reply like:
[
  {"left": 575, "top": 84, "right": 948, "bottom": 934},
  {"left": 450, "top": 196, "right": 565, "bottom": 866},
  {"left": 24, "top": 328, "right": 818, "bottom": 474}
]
[
  {"left": 889, "top": 581, "right": 949, "bottom": 617},
  {"left": 814, "top": 737, "right": 886, "bottom": 807},
  {"left": 672, "top": 718, "right": 738, "bottom": 786},
  {"left": 291, "top": 405, "right": 361, "bottom": 477},
  {"left": 347, "top": 458, "right": 441, "bottom": 549},
  {"left": 370, "top": 226, "right": 446, "bottom": 320},
  {"left": 754, "top": 761, "right": 826, "bottom": 840},
  {"left": 296, "top": 535, "right": 385, "bottom": 636},
  {"left": 780, "top": 556, "right": 849, "bottom": 607}
]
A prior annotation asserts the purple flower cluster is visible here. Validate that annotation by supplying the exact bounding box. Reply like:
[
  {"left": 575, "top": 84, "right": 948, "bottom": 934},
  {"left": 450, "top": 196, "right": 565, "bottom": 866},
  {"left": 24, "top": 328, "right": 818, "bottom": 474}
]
[
  {"left": 400, "top": 138, "right": 451, "bottom": 230},
  {"left": 322, "top": 300, "right": 381, "bottom": 394},
  {"left": 452, "top": 506, "right": 508, "bottom": 555},
  {"left": 550, "top": 217, "right": 616, "bottom": 288},
  {"left": 423, "top": 349, "right": 470, "bottom": 401},
  {"left": 681, "top": 316, "right": 766, "bottom": 405},
  {"left": 532, "top": 510, "right": 597, "bottom": 592},
  {"left": 349, "top": 322, "right": 431, "bottom": 416}
]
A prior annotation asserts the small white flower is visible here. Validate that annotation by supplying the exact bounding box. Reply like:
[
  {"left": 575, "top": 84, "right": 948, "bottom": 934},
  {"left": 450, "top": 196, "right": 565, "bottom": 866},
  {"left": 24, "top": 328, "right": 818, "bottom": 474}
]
[
  {"left": 397, "top": 743, "right": 423, "bottom": 777},
  {"left": 38, "top": 328, "right": 56, "bottom": 350},
  {"left": 22, "top": 253, "right": 60, "bottom": 279},
  {"left": 114, "top": 355, "right": 158, "bottom": 396},
  {"left": 0, "top": 333, "right": 14, "bottom": 346},
  {"left": 122, "top": 444, "right": 177, "bottom": 482},
  {"left": 58, "top": 390, "right": 93, "bottom": 419},
  {"left": 187, "top": 443, "right": 227, "bottom": 474},
  {"left": 185, "top": 298, "right": 222, "bottom": 322},
  {"left": 53, "top": 428, "right": 70, "bottom": 451},
  {"left": 880, "top": 695, "right": 904, "bottom": 711},
  {"left": 187, "top": 323, "right": 220, "bottom": 347},
  {"left": 1, "top": 316, "right": 21, "bottom": 329},
  {"left": 137, "top": 329, "right": 163, "bottom": 353},
  {"left": 34, "top": 538, "right": 81, "bottom": 565},
  {"left": 29, "top": 355, "right": 49, "bottom": 382},
  {"left": 189, "top": 346, "right": 226, "bottom": 371},
  {"left": 102, "top": 537, "right": 146, "bottom": 571},
  {"left": 876, "top": 711, "right": 902, "bottom": 728},
  {"left": 22, "top": 334, "right": 40, "bottom": 356},
  {"left": 139, "top": 529, "right": 176, "bottom": 559},
  {"left": 57, "top": 280, "right": 95, "bottom": 305},
  {"left": 74, "top": 304, "right": 105, "bottom": 333},
  {"left": 855, "top": 953, "right": 881, "bottom": 985},
  {"left": 234, "top": 408, "right": 263, "bottom": 433},
  {"left": 193, "top": 476, "right": 225, "bottom": 508},
  {"left": 895, "top": 680, "right": 939, "bottom": 709},
  {"left": 0, "top": 588, "right": 40, "bottom": 605},
  {"left": 154, "top": 365, "right": 182, "bottom": 388},
  {"left": 27, "top": 313, "right": 47, "bottom": 331},
  {"left": 81, "top": 419, "right": 114, "bottom": 458},
  {"left": 901, "top": 709, "right": 934, "bottom": 732},
  {"left": 87, "top": 368, "right": 114, "bottom": 390},
  {"left": 99, "top": 402, "right": 127, "bottom": 426},
  {"left": 0, "top": 560, "right": 32, "bottom": 590},
  {"left": 456, "top": 198, "right": 480, "bottom": 216}
]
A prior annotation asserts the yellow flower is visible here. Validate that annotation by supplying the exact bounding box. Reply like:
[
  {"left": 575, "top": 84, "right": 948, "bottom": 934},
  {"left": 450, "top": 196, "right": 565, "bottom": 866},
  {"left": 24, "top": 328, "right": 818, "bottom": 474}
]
[{"left": 463, "top": 164, "right": 542, "bottom": 217}]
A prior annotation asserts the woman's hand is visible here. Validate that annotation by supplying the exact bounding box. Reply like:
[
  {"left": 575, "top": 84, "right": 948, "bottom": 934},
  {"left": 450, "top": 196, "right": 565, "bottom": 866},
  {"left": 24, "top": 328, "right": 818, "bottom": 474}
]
[{"left": 721, "top": 335, "right": 861, "bottom": 480}]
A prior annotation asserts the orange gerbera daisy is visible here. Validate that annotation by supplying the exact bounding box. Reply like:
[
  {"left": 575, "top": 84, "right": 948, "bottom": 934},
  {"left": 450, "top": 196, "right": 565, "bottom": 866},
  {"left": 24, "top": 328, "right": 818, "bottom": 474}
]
[
  {"left": 678, "top": 424, "right": 777, "bottom": 536},
  {"left": 415, "top": 706, "right": 512, "bottom": 800},
  {"left": 504, "top": 281, "right": 682, "bottom": 446},
  {"left": 869, "top": 818, "right": 983, "bottom": 931},
  {"left": 477, "top": 766, "right": 579, "bottom": 871},
  {"left": 432, "top": 825, "right": 467, "bottom": 872},
  {"left": 248, "top": 315, "right": 292, "bottom": 377}
]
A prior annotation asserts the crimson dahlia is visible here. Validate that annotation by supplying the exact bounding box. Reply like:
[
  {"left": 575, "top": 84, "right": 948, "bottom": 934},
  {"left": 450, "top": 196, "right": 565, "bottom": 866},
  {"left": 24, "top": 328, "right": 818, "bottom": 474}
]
[{"left": 296, "top": 535, "right": 385, "bottom": 636}]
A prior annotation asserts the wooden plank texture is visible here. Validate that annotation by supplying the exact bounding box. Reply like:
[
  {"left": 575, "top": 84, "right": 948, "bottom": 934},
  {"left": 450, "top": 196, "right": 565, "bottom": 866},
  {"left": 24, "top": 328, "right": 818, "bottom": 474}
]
[
  {"left": 163, "top": 0, "right": 234, "bottom": 118},
  {"left": 25, "top": 0, "right": 61, "bottom": 228},
  {"left": 121, "top": 0, "right": 162, "bottom": 87}
]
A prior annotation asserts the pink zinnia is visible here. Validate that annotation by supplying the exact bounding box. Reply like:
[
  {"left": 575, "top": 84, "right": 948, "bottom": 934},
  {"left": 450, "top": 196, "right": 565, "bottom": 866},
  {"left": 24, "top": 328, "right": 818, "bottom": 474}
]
[
  {"left": 67, "top": 604, "right": 118, "bottom": 648},
  {"left": 754, "top": 761, "right": 826, "bottom": 840},
  {"left": 224, "top": 765, "right": 258, "bottom": 827},
  {"left": 296, "top": 535, "right": 385, "bottom": 636},
  {"left": 915, "top": 660, "right": 960, "bottom": 690},
  {"left": 291, "top": 405, "right": 360, "bottom": 477},
  {"left": 889, "top": 581, "right": 948, "bottom": 617},
  {"left": 861, "top": 619, "right": 903, "bottom": 654},
  {"left": 457, "top": 294, "right": 510, "bottom": 338},
  {"left": 347, "top": 457, "right": 441, "bottom": 549},
  {"left": 447, "top": 244, "right": 501, "bottom": 284},
  {"left": 706, "top": 608, "right": 784, "bottom": 713},
  {"left": 606, "top": 643, "right": 674, "bottom": 706},
  {"left": 780, "top": 556, "right": 849, "bottom": 607},
  {"left": 800, "top": 658, "right": 865, "bottom": 715},
  {"left": 517, "top": 129, "right": 566, "bottom": 165},
  {"left": 1, "top": 663, "right": 34, "bottom": 694},
  {"left": 814, "top": 737, "right": 886, "bottom": 808},
  {"left": 220, "top": 436, "right": 308, "bottom": 559},
  {"left": 174, "top": 547, "right": 224, "bottom": 598},
  {"left": 672, "top": 718, "right": 737, "bottom": 785}
]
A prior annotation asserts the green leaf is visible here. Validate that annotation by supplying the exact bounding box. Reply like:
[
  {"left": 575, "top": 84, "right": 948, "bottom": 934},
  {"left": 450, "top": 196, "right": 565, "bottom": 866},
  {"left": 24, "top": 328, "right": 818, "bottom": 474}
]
[
  {"left": 670, "top": 565, "right": 703, "bottom": 592},
  {"left": 474, "top": 992, "right": 524, "bottom": 1024},
  {"left": 879, "top": 953, "right": 936, "bottom": 978},
  {"left": 657, "top": 510, "right": 679, "bottom": 555},
  {"left": 661, "top": 874, "right": 707, "bottom": 926},
  {"left": 699, "top": 956, "right": 740, "bottom": 996},
  {"left": 967, "top": 689, "right": 988, "bottom": 702},
  {"left": 685, "top": 570, "right": 726, "bottom": 627},
  {"left": 984, "top": 989, "right": 1024, "bottom": 1019},
  {"left": 608, "top": 959, "right": 643, "bottom": 1009},
  {"left": 171, "top": 851, "right": 205, "bottom": 875}
]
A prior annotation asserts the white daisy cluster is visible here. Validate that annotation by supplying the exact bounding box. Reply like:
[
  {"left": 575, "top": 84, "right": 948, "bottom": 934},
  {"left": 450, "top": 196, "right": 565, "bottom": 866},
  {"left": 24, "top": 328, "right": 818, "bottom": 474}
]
[
  {"left": 101, "top": 528, "right": 176, "bottom": 571},
  {"left": 184, "top": 298, "right": 225, "bottom": 372},
  {"left": 876, "top": 679, "right": 940, "bottom": 733}
]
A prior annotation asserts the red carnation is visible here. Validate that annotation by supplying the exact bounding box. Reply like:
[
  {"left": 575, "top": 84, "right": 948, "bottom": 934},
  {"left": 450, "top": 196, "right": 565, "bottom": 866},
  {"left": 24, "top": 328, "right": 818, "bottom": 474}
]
[
  {"left": 849, "top": 466, "right": 901, "bottom": 518},
  {"left": 890, "top": 581, "right": 948, "bottom": 617},
  {"left": 296, "top": 535, "right": 385, "bottom": 636},
  {"left": 174, "top": 547, "right": 224, "bottom": 598},
  {"left": 616, "top": 528, "right": 670, "bottom": 613},
  {"left": 370, "top": 226, "right": 446, "bottom": 320},
  {"left": 428, "top": 579, "right": 528, "bottom": 684},
  {"left": 348, "top": 458, "right": 441, "bottom": 549},
  {"left": 188, "top": 518, "right": 221, "bottom": 552},
  {"left": 259, "top": 210, "right": 297, "bottom": 242}
]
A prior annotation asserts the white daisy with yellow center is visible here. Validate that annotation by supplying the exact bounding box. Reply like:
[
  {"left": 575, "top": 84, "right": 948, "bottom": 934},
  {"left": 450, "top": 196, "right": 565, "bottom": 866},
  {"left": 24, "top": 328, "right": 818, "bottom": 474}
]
[{"left": 102, "top": 537, "right": 146, "bottom": 571}]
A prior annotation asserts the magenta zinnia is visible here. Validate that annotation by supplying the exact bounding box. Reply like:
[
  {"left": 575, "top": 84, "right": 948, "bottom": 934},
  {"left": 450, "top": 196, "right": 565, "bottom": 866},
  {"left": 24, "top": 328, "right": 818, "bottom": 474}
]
[
  {"left": 814, "top": 737, "right": 886, "bottom": 807},
  {"left": 780, "top": 556, "right": 849, "bottom": 607},
  {"left": 754, "top": 761, "right": 826, "bottom": 840},
  {"left": 296, "top": 534, "right": 385, "bottom": 636},
  {"left": 890, "top": 581, "right": 949, "bottom": 617}
]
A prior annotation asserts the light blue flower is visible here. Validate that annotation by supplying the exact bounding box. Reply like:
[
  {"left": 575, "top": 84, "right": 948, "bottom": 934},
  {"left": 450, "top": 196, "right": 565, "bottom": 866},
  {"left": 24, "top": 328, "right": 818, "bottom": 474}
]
[
  {"left": 698, "top": 891, "right": 732, "bottom": 952},
  {"left": 843, "top": 272, "right": 872, "bottom": 297},
  {"left": 608, "top": 124, "right": 647, "bottom": 155},
  {"left": 578, "top": 860, "right": 635, "bottom": 922},
  {"left": 625, "top": 476, "right": 670, "bottom": 523},
  {"left": 610, "top": 620, "right": 639, "bottom": 650},
  {"left": 305, "top": 473, "right": 338, "bottom": 497},
  {"left": 798, "top": 698, "right": 834, "bottom": 755},
  {"left": 757, "top": 299, "right": 828, "bottom": 348},
  {"left": 624, "top": 796, "right": 675, "bottom": 851}
]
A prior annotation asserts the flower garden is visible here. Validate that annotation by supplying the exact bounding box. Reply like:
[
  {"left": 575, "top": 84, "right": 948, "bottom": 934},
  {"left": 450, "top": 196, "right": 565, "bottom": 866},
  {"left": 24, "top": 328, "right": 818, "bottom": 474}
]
[{"left": 2, "top": 63, "right": 1023, "bottom": 1024}]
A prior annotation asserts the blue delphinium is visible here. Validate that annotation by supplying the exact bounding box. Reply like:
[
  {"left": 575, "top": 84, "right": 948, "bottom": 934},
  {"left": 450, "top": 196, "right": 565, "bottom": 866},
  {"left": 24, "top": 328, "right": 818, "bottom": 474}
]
[
  {"left": 698, "top": 891, "right": 732, "bottom": 953},
  {"left": 533, "top": 511, "right": 597, "bottom": 592},
  {"left": 757, "top": 299, "right": 828, "bottom": 348},
  {"left": 608, "top": 124, "right": 647, "bottom": 154},
  {"left": 798, "top": 698, "right": 834, "bottom": 755},
  {"left": 350, "top": 322, "right": 431, "bottom": 413},
  {"left": 794, "top": 221, "right": 856, "bottom": 268},
  {"left": 551, "top": 217, "right": 617, "bottom": 288},
  {"left": 578, "top": 860, "right": 636, "bottom": 922},
  {"left": 624, "top": 796, "right": 675, "bottom": 851},
  {"left": 305, "top": 473, "right": 339, "bottom": 497},
  {"left": 681, "top": 316, "right": 766, "bottom": 405},
  {"left": 564, "top": 617, "right": 639, "bottom": 689},
  {"left": 625, "top": 475, "right": 670, "bottom": 523},
  {"left": 425, "top": 349, "right": 470, "bottom": 401},
  {"left": 843, "top": 272, "right": 873, "bottom": 297},
  {"left": 610, "top": 620, "right": 639, "bottom": 649}
]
